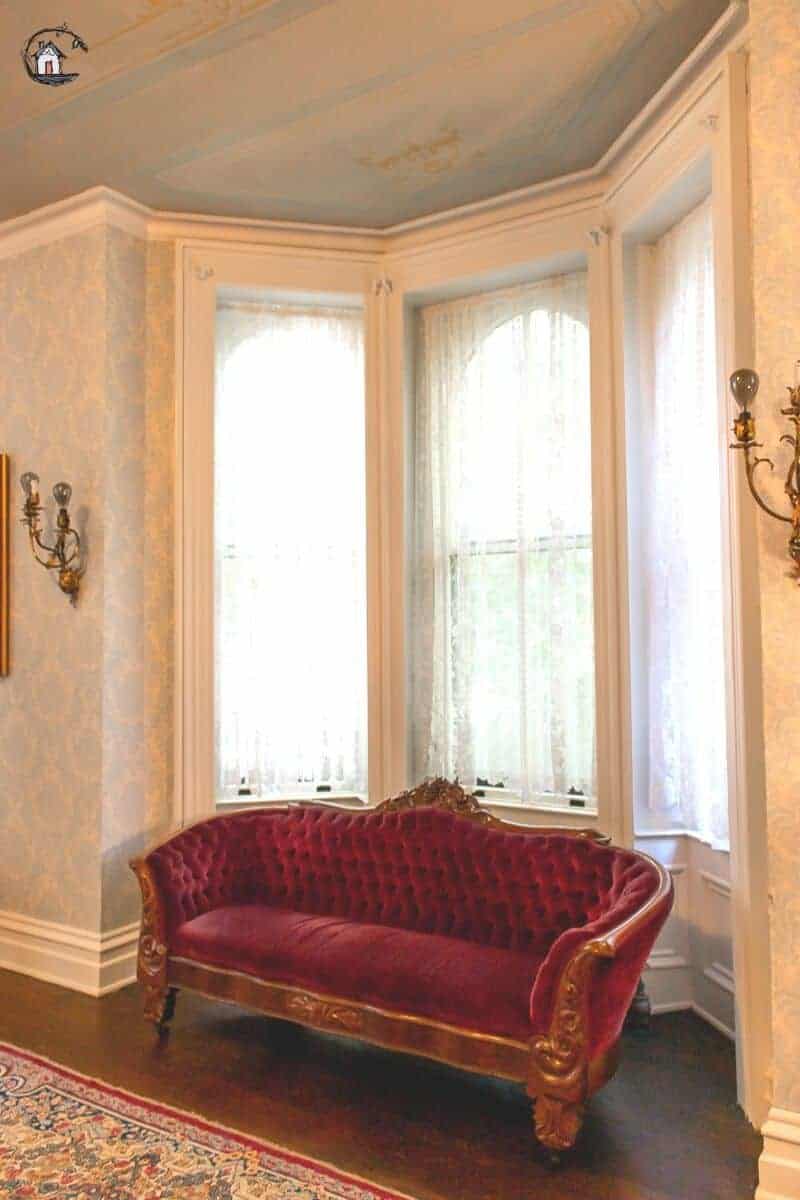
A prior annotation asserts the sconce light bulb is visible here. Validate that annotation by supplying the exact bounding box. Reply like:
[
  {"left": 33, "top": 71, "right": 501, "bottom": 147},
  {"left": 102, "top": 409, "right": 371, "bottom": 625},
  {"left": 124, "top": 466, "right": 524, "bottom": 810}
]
[
  {"left": 730, "top": 369, "right": 760, "bottom": 410},
  {"left": 19, "top": 471, "right": 39, "bottom": 499},
  {"left": 52, "top": 481, "right": 72, "bottom": 508}
]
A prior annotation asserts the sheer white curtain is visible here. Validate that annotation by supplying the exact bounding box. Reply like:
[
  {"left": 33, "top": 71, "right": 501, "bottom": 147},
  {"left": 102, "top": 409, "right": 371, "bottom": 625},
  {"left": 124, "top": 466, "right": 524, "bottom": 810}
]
[
  {"left": 411, "top": 273, "right": 595, "bottom": 805},
  {"left": 214, "top": 298, "right": 368, "bottom": 799},
  {"left": 639, "top": 198, "right": 729, "bottom": 846}
]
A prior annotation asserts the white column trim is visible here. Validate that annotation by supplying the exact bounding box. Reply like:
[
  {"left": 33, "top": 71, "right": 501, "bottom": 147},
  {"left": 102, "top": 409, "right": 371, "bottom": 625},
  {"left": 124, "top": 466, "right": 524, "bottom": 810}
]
[{"left": 757, "top": 1109, "right": 800, "bottom": 1200}]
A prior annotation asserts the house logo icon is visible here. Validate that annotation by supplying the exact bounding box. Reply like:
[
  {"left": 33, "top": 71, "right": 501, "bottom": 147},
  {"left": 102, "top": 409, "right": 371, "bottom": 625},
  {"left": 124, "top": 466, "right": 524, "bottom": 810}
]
[{"left": 22, "top": 23, "right": 88, "bottom": 87}]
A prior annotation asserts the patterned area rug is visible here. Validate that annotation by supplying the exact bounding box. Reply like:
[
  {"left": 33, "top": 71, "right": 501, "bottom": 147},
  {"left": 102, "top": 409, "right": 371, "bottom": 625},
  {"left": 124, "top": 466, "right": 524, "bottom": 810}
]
[{"left": 0, "top": 1042, "right": 413, "bottom": 1198}]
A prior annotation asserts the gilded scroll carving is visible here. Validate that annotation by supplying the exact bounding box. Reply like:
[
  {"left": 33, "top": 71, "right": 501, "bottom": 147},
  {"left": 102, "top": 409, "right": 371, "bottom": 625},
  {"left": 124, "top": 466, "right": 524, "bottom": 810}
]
[
  {"left": 376, "top": 778, "right": 493, "bottom": 822},
  {"left": 131, "top": 858, "right": 175, "bottom": 1029},
  {"left": 530, "top": 940, "right": 613, "bottom": 1086},
  {"left": 134, "top": 863, "right": 168, "bottom": 980},
  {"left": 285, "top": 992, "right": 364, "bottom": 1033},
  {"left": 375, "top": 777, "right": 608, "bottom": 842},
  {"left": 527, "top": 939, "right": 613, "bottom": 1150},
  {"left": 534, "top": 1095, "right": 585, "bottom": 1152}
]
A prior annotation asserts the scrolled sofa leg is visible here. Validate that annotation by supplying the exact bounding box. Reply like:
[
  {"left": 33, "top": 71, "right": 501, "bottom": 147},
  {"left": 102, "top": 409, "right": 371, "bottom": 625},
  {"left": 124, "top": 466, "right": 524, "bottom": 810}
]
[
  {"left": 533, "top": 1093, "right": 584, "bottom": 1156},
  {"left": 144, "top": 985, "right": 178, "bottom": 1033}
]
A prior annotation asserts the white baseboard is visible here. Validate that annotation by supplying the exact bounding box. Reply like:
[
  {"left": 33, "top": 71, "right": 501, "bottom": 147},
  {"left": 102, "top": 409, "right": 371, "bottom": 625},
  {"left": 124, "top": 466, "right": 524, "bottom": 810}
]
[
  {"left": 0, "top": 910, "right": 138, "bottom": 997},
  {"left": 692, "top": 1000, "right": 735, "bottom": 1041},
  {"left": 649, "top": 998, "right": 735, "bottom": 1041},
  {"left": 757, "top": 1109, "right": 800, "bottom": 1199}
]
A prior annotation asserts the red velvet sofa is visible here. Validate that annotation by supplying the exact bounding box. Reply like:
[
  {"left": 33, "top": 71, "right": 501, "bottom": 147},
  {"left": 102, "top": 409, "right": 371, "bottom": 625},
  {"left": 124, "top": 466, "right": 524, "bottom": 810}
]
[{"left": 131, "top": 779, "right": 672, "bottom": 1154}]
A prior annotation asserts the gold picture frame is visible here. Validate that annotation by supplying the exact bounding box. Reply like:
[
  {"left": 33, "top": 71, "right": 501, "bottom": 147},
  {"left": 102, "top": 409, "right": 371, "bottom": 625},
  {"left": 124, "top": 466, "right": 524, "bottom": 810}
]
[{"left": 0, "top": 453, "right": 8, "bottom": 676}]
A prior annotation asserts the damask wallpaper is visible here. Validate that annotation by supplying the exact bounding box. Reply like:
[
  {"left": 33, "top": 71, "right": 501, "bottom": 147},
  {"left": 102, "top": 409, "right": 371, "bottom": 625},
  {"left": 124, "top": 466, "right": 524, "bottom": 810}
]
[
  {"left": 0, "top": 225, "right": 174, "bottom": 934},
  {"left": 0, "top": 228, "right": 107, "bottom": 930},
  {"left": 100, "top": 231, "right": 175, "bottom": 933},
  {"left": 749, "top": 0, "right": 800, "bottom": 1112}
]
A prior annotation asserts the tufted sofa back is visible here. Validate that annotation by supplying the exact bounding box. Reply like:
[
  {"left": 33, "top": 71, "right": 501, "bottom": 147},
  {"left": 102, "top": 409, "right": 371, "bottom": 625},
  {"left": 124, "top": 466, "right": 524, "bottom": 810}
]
[{"left": 148, "top": 805, "right": 659, "bottom": 955}]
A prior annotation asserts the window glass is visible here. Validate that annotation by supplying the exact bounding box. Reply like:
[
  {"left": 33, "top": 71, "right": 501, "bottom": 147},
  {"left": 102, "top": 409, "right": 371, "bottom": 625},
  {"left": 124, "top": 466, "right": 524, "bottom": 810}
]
[
  {"left": 637, "top": 199, "right": 729, "bottom": 846},
  {"left": 411, "top": 272, "right": 595, "bottom": 807},
  {"left": 214, "top": 296, "right": 368, "bottom": 800}
]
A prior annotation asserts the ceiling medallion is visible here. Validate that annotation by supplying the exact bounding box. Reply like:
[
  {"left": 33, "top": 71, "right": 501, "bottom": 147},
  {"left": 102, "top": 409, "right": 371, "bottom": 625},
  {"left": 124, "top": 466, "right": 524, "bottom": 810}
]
[{"left": 22, "top": 23, "right": 88, "bottom": 88}]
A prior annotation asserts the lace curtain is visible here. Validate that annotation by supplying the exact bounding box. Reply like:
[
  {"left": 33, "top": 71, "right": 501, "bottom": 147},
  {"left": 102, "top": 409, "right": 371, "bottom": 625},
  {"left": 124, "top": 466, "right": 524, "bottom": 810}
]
[
  {"left": 214, "top": 298, "right": 368, "bottom": 799},
  {"left": 411, "top": 272, "right": 595, "bottom": 804},
  {"left": 639, "top": 198, "right": 729, "bottom": 846}
]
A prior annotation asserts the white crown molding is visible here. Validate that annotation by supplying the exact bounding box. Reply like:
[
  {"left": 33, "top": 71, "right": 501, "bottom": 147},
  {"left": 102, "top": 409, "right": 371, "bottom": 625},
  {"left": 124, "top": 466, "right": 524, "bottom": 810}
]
[
  {"left": 383, "top": 181, "right": 607, "bottom": 265},
  {"left": 386, "top": 1, "right": 746, "bottom": 244},
  {"left": 0, "top": 3, "right": 747, "bottom": 265},
  {"left": 596, "top": 0, "right": 747, "bottom": 183},
  {"left": 0, "top": 909, "right": 138, "bottom": 997},
  {"left": 758, "top": 1108, "right": 800, "bottom": 1200},
  {"left": 385, "top": 167, "right": 603, "bottom": 244},
  {"left": 150, "top": 210, "right": 384, "bottom": 256},
  {"left": 0, "top": 186, "right": 150, "bottom": 263}
]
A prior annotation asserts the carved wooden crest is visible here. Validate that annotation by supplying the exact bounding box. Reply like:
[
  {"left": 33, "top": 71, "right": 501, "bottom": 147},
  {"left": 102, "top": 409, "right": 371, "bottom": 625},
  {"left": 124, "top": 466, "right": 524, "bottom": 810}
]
[{"left": 375, "top": 777, "right": 494, "bottom": 823}]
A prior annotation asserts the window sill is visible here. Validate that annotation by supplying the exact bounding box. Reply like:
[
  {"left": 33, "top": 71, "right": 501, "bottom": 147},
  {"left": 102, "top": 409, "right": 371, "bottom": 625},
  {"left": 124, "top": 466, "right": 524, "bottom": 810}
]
[
  {"left": 215, "top": 792, "right": 597, "bottom": 820},
  {"left": 472, "top": 787, "right": 597, "bottom": 817},
  {"left": 635, "top": 827, "right": 730, "bottom": 854},
  {"left": 216, "top": 794, "right": 369, "bottom": 810},
  {"left": 480, "top": 797, "right": 598, "bottom": 819}
]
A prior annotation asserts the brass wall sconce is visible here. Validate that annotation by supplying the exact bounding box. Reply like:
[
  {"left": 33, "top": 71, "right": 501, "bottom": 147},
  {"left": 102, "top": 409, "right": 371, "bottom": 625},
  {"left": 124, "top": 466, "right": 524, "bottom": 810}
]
[
  {"left": 19, "top": 472, "right": 84, "bottom": 604},
  {"left": 730, "top": 366, "right": 800, "bottom": 578}
]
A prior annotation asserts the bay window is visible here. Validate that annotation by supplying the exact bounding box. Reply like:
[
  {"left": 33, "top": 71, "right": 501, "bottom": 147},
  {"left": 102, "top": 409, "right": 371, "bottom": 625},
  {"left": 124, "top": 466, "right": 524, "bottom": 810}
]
[{"left": 181, "top": 241, "right": 619, "bottom": 829}]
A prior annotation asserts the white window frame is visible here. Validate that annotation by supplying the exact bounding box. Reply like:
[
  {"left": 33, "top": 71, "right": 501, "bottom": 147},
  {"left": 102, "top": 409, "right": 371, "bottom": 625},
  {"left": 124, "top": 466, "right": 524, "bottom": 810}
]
[
  {"left": 605, "top": 52, "right": 771, "bottom": 1126},
  {"left": 176, "top": 216, "right": 624, "bottom": 838},
  {"left": 175, "top": 241, "right": 392, "bottom": 821},
  {"left": 387, "top": 212, "right": 623, "bottom": 837}
]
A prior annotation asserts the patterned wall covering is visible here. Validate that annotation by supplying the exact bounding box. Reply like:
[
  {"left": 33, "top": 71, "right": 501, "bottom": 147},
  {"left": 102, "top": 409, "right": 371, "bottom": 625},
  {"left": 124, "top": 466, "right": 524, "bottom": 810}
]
[
  {"left": 749, "top": 0, "right": 800, "bottom": 1112},
  {"left": 0, "top": 228, "right": 107, "bottom": 930},
  {"left": 142, "top": 241, "right": 175, "bottom": 917},
  {"left": 100, "top": 232, "right": 175, "bottom": 933},
  {"left": 0, "top": 225, "right": 174, "bottom": 934}
]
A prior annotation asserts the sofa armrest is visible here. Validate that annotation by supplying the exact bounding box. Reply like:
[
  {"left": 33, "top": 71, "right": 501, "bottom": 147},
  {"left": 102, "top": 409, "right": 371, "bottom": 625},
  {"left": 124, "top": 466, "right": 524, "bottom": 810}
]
[
  {"left": 526, "top": 852, "right": 672, "bottom": 1150},
  {"left": 529, "top": 852, "right": 673, "bottom": 1073},
  {"left": 131, "top": 812, "right": 269, "bottom": 944}
]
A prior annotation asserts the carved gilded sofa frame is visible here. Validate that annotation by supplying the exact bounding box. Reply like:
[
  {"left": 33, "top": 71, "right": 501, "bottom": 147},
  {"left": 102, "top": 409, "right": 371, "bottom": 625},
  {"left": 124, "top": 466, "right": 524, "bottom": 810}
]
[{"left": 131, "top": 780, "right": 672, "bottom": 1155}]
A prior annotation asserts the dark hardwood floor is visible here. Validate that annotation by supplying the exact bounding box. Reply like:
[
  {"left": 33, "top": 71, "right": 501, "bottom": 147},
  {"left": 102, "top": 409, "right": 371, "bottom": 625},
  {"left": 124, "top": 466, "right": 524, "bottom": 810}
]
[{"left": 0, "top": 968, "right": 760, "bottom": 1199}]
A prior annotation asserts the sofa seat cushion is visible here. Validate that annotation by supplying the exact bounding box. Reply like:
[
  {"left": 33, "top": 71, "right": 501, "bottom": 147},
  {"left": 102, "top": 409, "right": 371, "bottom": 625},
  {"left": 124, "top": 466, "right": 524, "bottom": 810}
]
[{"left": 171, "top": 904, "right": 541, "bottom": 1041}]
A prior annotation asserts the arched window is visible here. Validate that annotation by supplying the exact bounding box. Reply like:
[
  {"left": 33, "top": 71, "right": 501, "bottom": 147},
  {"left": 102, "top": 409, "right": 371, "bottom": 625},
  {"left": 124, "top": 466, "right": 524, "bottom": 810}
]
[{"left": 411, "top": 272, "right": 595, "bottom": 806}]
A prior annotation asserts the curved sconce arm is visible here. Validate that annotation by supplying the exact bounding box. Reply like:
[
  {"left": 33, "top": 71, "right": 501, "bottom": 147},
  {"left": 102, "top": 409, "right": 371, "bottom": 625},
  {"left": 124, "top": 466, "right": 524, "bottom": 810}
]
[
  {"left": 18, "top": 475, "right": 84, "bottom": 604},
  {"left": 730, "top": 368, "right": 800, "bottom": 580},
  {"left": 736, "top": 449, "right": 793, "bottom": 524}
]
